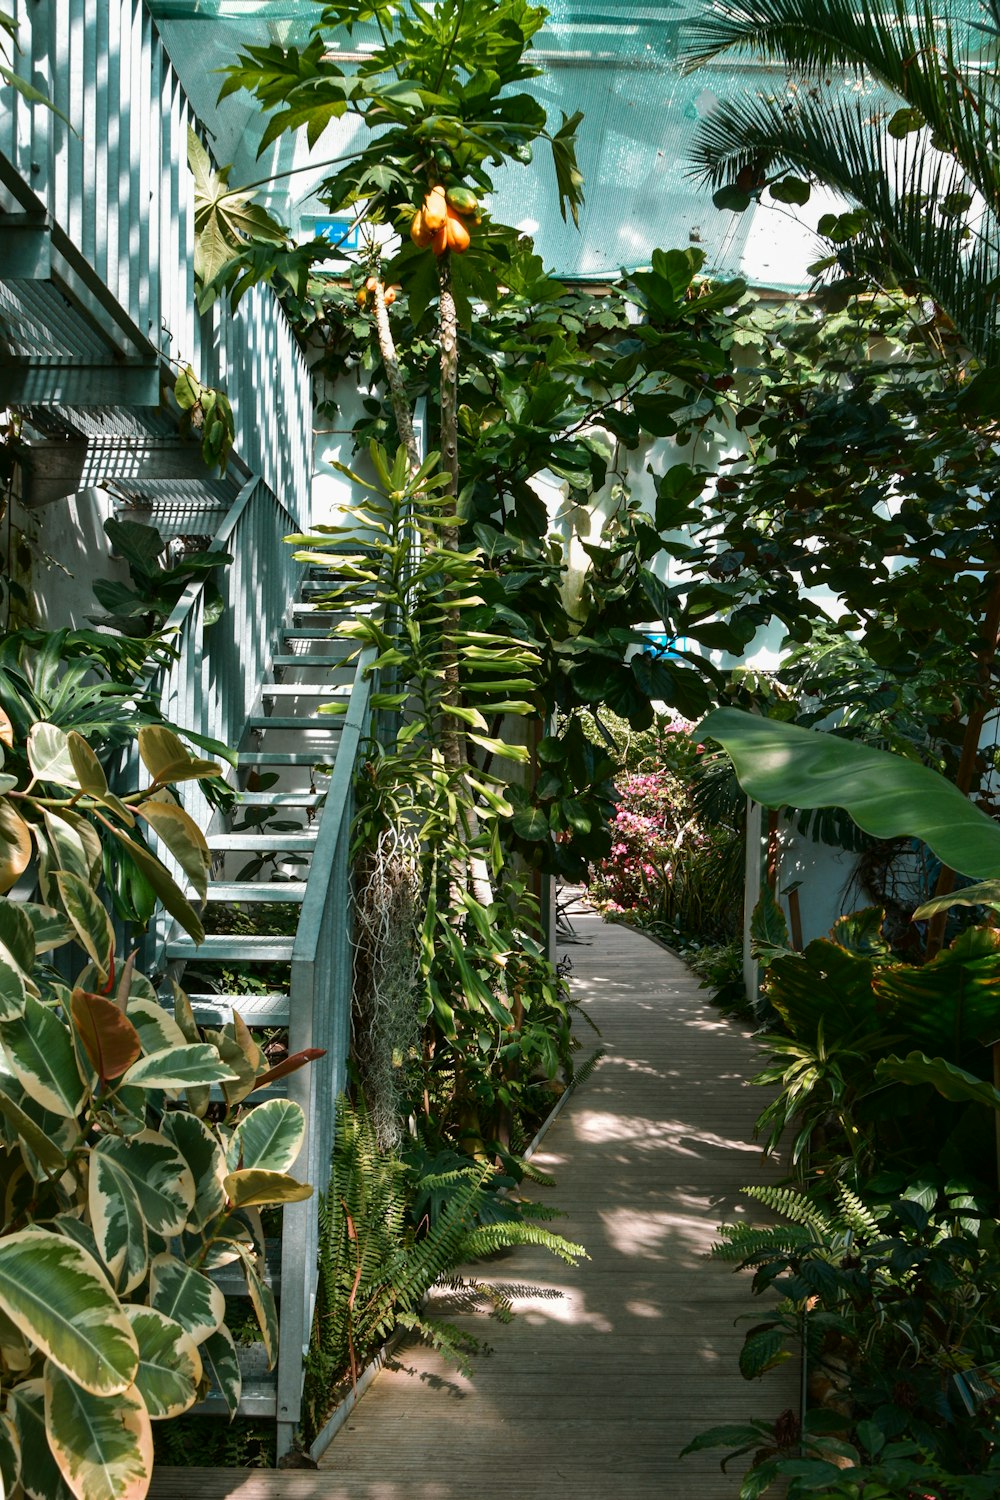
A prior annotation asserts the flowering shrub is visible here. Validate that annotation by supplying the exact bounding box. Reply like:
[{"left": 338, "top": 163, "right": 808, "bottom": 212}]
[{"left": 587, "top": 747, "right": 744, "bottom": 945}]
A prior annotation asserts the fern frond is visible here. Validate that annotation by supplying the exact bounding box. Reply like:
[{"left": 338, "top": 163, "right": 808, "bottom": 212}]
[
  {"left": 459, "top": 1221, "right": 586, "bottom": 1266},
  {"left": 833, "top": 1182, "right": 882, "bottom": 1241},
  {"left": 712, "top": 1224, "right": 815, "bottom": 1263},
  {"left": 741, "top": 1184, "right": 836, "bottom": 1237}
]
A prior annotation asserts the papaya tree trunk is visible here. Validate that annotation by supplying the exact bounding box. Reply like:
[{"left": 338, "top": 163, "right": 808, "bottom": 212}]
[{"left": 372, "top": 282, "right": 421, "bottom": 475}]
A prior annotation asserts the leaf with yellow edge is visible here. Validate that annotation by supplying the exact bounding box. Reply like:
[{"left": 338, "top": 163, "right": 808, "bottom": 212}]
[
  {"left": 223, "top": 1168, "right": 313, "bottom": 1209},
  {"left": 44, "top": 1364, "right": 152, "bottom": 1500},
  {"left": 136, "top": 798, "right": 210, "bottom": 900}
]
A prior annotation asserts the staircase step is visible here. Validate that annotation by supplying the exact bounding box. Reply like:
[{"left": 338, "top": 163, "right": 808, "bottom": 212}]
[
  {"left": 282, "top": 629, "right": 349, "bottom": 642},
  {"left": 204, "top": 882, "right": 307, "bottom": 903},
  {"left": 233, "top": 791, "right": 324, "bottom": 806},
  {"left": 166, "top": 935, "right": 295, "bottom": 962},
  {"left": 272, "top": 655, "right": 355, "bottom": 670},
  {"left": 188, "top": 992, "right": 290, "bottom": 1027},
  {"left": 260, "top": 683, "right": 350, "bottom": 697},
  {"left": 209, "top": 1241, "right": 281, "bottom": 1298},
  {"left": 236, "top": 752, "right": 335, "bottom": 767},
  {"left": 246, "top": 716, "right": 344, "bottom": 731},
  {"left": 207, "top": 833, "right": 317, "bottom": 852}
]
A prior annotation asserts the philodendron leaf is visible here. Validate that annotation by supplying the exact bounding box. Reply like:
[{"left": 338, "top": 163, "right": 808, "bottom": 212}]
[
  {"left": 138, "top": 725, "right": 221, "bottom": 785},
  {"left": 0, "top": 1408, "right": 20, "bottom": 1496},
  {"left": 122, "top": 1044, "right": 240, "bottom": 1091},
  {"left": 0, "top": 957, "right": 27, "bottom": 1021},
  {"left": 228, "top": 1098, "right": 305, "bottom": 1174},
  {"left": 136, "top": 799, "right": 210, "bottom": 901},
  {"left": 65, "top": 732, "right": 108, "bottom": 798},
  {"left": 0, "top": 1229, "right": 138, "bottom": 1395},
  {"left": 236, "top": 1246, "right": 277, "bottom": 1367},
  {"left": 0, "top": 1078, "right": 67, "bottom": 1173},
  {"left": 54, "top": 872, "right": 114, "bottom": 985},
  {"left": 44, "top": 1363, "right": 152, "bottom": 1500},
  {"left": 102, "top": 823, "right": 205, "bottom": 945},
  {"left": 149, "top": 1255, "right": 225, "bottom": 1346},
  {"left": 223, "top": 1168, "right": 312, "bottom": 1209},
  {"left": 8, "top": 1381, "right": 72, "bottom": 1500},
  {"left": 158, "top": 1111, "right": 226, "bottom": 1231},
  {"left": 199, "top": 1325, "right": 241, "bottom": 1417},
  {"left": 26, "top": 722, "right": 78, "bottom": 787},
  {"left": 89, "top": 1148, "right": 149, "bottom": 1296},
  {"left": 0, "top": 995, "right": 87, "bottom": 1117},
  {"left": 125, "top": 1306, "right": 203, "bottom": 1421},
  {"left": 876, "top": 1051, "right": 1000, "bottom": 1109},
  {"left": 697, "top": 708, "right": 1000, "bottom": 881},
  {"left": 126, "top": 996, "right": 188, "bottom": 1055},
  {"left": 94, "top": 1131, "right": 195, "bottom": 1239},
  {"left": 70, "top": 990, "right": 141, "bottom": 1082},
  {"left": 0, "top": 798, "right": 32, "bottom": 893}
]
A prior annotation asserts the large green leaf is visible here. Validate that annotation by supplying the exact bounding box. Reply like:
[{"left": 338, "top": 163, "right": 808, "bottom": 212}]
[
  {"left": 874, "top": 926, "right": 1000, "bottom": 1058},
  {"left": 0, "top": 1409, "right": 20, "bottom": 1498},
  {"left": 0, "top": 1229, "right": 138, "bottom": 1395},
  {"left": 877, "top": 1050, "right": 1000, "bottom": 1108},
  {"left": 26, "top": 723, "right": 78, "bottom": 788},
  {"left": 198, "top": 1325, "right": 241, "bottom": 1417},
  {"left": 53, "top": 874, "right": 114, "bottom": 985},
  {"left": 236, "top": 1245, "right": 277, "bottom": 1368},
  {"left": 125, "top": 996, "right": 188, "bottom": 1056},
  {"left": 159, "top": 1111, "right": 226, "bottom": 1231},
  {"left": 0, "top": 957, "right": 27, "bottom": 1022},
  {"left": 698, "top": 707, "right": 1000, "bottom": 880},
  {"left": 44, "top": 1364, "right": 152, "bottom": 1500},
  {"left": 40, "top": 808, "right": 101, "bottom": 888},
  {"left": 137, "top": 724, "right": 221, "bottom": 785},
  {"left": 0, "top": 996, "right": 87, "bottom": 1118},
  {"left": 228, "top": 1098, "right": 306, "bottom": 1175},
  {"left": 88, "top": 1150, "right": 148, "bottom": 1296},
  {"left": 223, "top": 1168, "right": 312, "bottom": 1209},
  {"left": 188, "top": 125, "right": 287, "bottom": 286},
  {"left": 93, "top": 1131, "right": 195, "bottom": 1239},
  {"left": 135, "top": 799, "right": 210, "bottom": 901},
  {"left": 124, "top": 1306, "right": 202, "bottom": 1421},
  {"left": 122, "top": 1044, "right": 240, "bottom": 1091},
  {"left": 148, "top": 1255, "right": 224, "bottom": 1346},
  {"left": 8, "top": 1381, "right": 73, "bottom": 1500},
  {"left": 0, "top": 1078, "right": 67, "bottom": 1174},
  {"left": 101, "top": 823, "right": 205, "bottom": 945},
  {"left": 0, "top": 902, "right": 34, "bottom": 977}
]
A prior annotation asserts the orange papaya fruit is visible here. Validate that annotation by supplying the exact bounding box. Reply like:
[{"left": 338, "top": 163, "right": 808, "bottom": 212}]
[
  {"left": 422, "top": 184, "right": 448, "bottom": 232},
  {"left": 431, "top": 222, "right": 449, "bottom": 257},
  {"left": 445, "top": 207, "right": 471, "bottom": 253},
  {"left": 410, "top": 209, "right": 433, "bottom": 248}
]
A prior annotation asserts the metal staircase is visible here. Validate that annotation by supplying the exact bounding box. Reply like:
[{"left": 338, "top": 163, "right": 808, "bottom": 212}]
[{"left": 147, "top": 564, "right": 374, "bottom": 1456}]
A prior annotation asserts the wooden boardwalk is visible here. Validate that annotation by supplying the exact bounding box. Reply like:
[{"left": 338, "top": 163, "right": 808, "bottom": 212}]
[{"left": 152, "top": 913, "right": 796, "bottom": 1499}]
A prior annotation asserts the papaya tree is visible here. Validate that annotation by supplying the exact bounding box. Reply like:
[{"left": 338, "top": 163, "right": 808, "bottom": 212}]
[{"left": 218, "top": 0, "right": 755, "bottom": 1154}]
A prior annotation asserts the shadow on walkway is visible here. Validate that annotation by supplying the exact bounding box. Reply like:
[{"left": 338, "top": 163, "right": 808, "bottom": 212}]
[{"left": 312, "top": 914, "right": 798, "bottom": 1499}]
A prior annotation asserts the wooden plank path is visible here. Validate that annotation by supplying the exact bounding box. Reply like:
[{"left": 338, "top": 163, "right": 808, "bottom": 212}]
[{"left": 152, "top": 912, "right": 796, "bottom": 1499}]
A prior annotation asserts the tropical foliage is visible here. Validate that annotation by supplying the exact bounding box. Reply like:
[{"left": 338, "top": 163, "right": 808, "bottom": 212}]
[{"left": 0, "top": 710, "right": 316, "bottom": 1499}]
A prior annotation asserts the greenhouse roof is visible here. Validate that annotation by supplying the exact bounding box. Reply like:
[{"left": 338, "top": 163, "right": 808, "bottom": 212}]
[{"left": 146, "top": 0, "right": 978, "bottom": 290}]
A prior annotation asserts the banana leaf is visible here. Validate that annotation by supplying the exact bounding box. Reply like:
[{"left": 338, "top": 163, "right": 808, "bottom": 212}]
[{"left": 698, "top": 708, "right": 1000, "bottom": 880}]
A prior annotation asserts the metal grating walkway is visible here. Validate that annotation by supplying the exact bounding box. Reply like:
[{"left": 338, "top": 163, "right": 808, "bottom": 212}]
[{"left": 150, "top": 912, "right": 797, "bottom": 1499}]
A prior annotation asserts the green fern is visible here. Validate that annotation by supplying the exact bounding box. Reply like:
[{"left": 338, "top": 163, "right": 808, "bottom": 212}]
[
  {"left": 304, "top": 1098, "right": 586, "bottom": 1438},
  {"left": 832, "top": 1182, "right": 882, "bottom": 1242},
  {"left": 740, "top": 1184, "right": 837, "bottom": 1238}
]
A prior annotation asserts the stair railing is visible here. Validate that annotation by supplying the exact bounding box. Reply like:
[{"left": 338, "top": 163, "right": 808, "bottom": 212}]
[{"left": 279, "top": 641, "right": 375, "bottom": 1454}]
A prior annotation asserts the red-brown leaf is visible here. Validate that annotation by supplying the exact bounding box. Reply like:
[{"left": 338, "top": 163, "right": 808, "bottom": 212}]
[
  {"left": 251, "top": 1048, "right": 325, "bottom": 1091},
  {"left": 70, "top": 988, "right": 142, "bottom": 1082}
]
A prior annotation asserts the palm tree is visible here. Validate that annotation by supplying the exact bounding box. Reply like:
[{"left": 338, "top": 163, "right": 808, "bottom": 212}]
[{"left": 682, "top": 0, "right": 1000, "bottom": 363}]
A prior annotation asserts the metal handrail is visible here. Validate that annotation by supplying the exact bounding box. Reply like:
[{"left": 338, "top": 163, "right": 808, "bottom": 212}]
[{"left": 278, "top": 642, "right": 376, "bottom": 1450}]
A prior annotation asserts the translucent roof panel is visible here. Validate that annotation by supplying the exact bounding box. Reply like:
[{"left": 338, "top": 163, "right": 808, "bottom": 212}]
[{"left": 147, "top": 0, "right": 930, "bottom": 288}]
